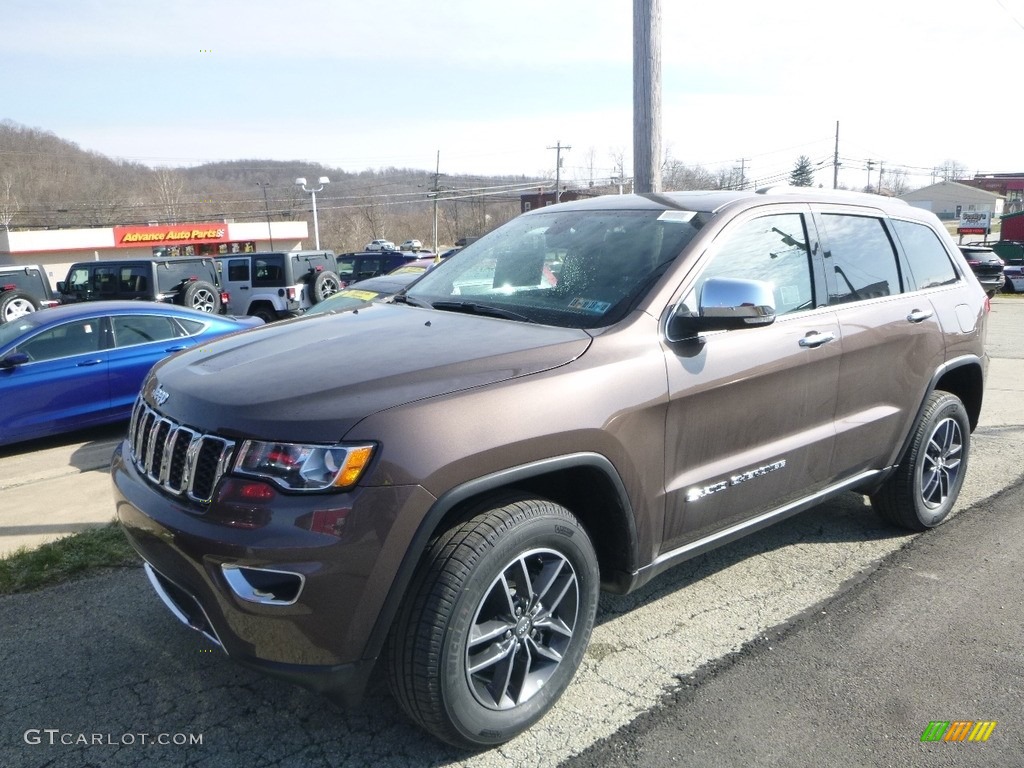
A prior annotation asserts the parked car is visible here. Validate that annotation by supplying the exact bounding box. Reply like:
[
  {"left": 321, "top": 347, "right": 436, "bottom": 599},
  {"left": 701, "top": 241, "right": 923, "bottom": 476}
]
[
  {"left": 57, "top": 257, "right": 226, "bottom": 313},
  {"left": 335, "top": 251, "right": 421, "bottom": 286},
  {"left": 115, "top": 188, "right": 987, "bottom": 748},
  {"left": 1003, "top": 264, "right": 1024, "bottom": 293},
  {"left": 399, "top": 239, "right": 422, "bottom": 252},
  {"left": 0, "top": 302, "right": 262, "bottom": 448},
  {"left": 958, "top": 244, "right": 1004, "bottom": 296},
  {"left": 0, "top": 264, "right": 60, "bottom": 324},
  {"left": 364, "top": 239, "right": 397, "bottom": 252},
  {"left": 304, "top": 258, "right": 440, "bottom": 316},
  {"left": 214, "top": 250, "right": 341, "bottom": 322}
]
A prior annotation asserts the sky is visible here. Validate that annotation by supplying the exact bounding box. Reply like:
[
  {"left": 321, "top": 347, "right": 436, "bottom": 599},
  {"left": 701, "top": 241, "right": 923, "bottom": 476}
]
[{"left": 4, "top": 0, "right": 1023, "bottom": 191}]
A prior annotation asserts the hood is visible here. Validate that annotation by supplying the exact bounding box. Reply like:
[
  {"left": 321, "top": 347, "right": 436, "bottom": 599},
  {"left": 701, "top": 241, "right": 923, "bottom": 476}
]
[{"left": 145, "top": 303, "right": 591, "bottom": 442}]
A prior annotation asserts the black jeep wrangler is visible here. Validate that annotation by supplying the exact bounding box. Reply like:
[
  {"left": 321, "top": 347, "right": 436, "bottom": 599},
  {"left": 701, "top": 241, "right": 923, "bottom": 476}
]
[{"left": 57, "top": 257, "right": 225, "bottom": 313}]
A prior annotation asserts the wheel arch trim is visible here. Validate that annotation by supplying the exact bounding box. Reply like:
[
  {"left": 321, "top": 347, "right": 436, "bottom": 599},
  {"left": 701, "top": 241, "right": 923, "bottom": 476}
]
[{"left": 362, "top": 452, "right": 639, "bottom": 660}]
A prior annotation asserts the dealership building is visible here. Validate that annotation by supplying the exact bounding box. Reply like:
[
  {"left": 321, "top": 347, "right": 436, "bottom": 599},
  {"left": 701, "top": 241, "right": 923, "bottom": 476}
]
[{"left": 0, "top": 220, "right": 309, "bottom": 288}]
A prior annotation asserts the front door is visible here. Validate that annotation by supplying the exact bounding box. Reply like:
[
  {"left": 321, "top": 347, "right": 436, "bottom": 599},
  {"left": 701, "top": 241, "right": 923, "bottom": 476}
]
[{"left": 662, "top": 208, "right": 841, "bottom": 550}]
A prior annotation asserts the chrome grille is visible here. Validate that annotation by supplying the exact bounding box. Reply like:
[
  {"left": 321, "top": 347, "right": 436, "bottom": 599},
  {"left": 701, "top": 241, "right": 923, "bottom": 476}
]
[{"left": 128, "top": 397, "right": 236, "bottom": 504}]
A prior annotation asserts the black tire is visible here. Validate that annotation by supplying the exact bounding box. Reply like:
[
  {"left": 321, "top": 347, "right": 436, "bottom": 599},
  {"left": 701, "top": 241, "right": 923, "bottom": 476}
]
[
  {"left": 310, "top": 270, "right": 341, "bottom": 303},
  {"left": 248, "top": 303, "right": 277, "bottom": 324},
  {"left": 386, "top": 498, "right": 599, "bottom": 748},
  {"left": 1004, "top": 276, "right": 1016, "bottom": 294},
  {"left": 870, "top": 391, "right": 970, "bottom": 531},
  {"left": 181, "top": 281, "right": 220, "bottom": 313},
  {"left": 0, "top": 290, "right": 41, "bottom": 324}
]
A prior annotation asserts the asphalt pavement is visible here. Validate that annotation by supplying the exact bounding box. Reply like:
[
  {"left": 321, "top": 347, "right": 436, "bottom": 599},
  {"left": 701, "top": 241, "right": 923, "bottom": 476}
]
[{"left": 565, "top": 476, "right": 1024, "bottom": 768}]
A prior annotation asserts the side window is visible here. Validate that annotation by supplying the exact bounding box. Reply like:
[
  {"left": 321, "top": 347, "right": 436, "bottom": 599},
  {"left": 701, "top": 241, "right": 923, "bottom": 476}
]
[
  {"left": 253, "top": 256, "right": 285, "bottom": 285},
  {"left": 227, "top": 259, "right": 250, "bottom": 282},
  {"left": 820, "top": 214, "right": 901, "bottom": 303},
  {"left": 68, "top": 268, "right": 90, "bottom": 291},
  {"left": 890, "top": 219, "right": 959, "bottom": 290},
  {"left": 19, "top": 320, "right": 101, "bottom": 362},
  {"left": 94, "top": 267, "right": 119, "bottom": 295},
  {"left": 119, "top": 265, "right": 149, "bottom": 294},
  {"left": 686, "top": 213, "right": 815, "bottom": 316},
  {"left": 111, "top": 315, "right": 183, "bottom": 346},
  {"left": 337, "top": 258, "right": 354, "bottom": 280}
]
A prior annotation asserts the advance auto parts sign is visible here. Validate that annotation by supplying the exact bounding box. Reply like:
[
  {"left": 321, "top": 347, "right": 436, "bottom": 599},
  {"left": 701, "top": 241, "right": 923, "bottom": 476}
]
[
  {"left": 114, "top": 223, "right": 229, "bottom": 247},
  {"left": 957, "top": 211, "right": 990, "bottom": 236}
]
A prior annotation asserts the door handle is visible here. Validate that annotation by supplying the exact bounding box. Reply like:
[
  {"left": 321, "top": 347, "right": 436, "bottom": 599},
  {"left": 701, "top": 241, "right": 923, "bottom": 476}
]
[
  {"left": 165, "top": 345, "right": 190, "bottom": 352},
  {"left": 799, "top": 331, "right": 836, "bottom": 348},
  {"left": 907, "top": 309, "right": 934, "bottom": 323},
  {"left": 77, "top": 358, "right": 104, "bottom": 366}
]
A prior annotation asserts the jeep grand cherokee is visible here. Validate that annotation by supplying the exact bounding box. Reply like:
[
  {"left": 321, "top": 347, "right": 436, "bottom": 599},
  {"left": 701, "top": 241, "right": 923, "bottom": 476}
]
[{"left": 113, "top": 187, "right": 988, "bottom": 748}]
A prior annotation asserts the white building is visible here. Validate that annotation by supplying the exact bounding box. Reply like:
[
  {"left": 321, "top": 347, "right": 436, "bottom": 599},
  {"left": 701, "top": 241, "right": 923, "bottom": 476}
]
[
  {"left": 898, "top": 181, "right": 1004, "bottom": 222},
  {"left": 0, "top": 220, "right": 309, "bottom": 289}
]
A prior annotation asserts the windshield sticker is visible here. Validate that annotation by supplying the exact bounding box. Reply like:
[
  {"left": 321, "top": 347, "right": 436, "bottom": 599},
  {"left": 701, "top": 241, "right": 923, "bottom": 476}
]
[
  {"left": 338, "top": 289, "right": 380, "bottom": 301},
  {"left": 568, "top": 297, "right": 612, "bottom": 314},
  {"left": 657, "top": 210, "right": 698, "bottom": 223}
]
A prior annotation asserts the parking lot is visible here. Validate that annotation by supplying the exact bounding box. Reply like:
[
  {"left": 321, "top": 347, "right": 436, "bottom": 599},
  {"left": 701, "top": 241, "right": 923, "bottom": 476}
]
[{"left": 0, "top": 298, "right": 1022, "bottom": 767}]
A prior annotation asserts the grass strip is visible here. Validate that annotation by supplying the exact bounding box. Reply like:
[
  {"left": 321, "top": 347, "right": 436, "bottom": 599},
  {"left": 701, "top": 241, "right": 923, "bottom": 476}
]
[{"left": 0, "top": 522, "right": 139, "bottom": 595}]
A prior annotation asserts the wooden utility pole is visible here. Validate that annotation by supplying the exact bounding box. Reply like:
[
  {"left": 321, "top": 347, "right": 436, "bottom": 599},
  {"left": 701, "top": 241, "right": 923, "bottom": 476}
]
[
  {"left": 633, "top": 0, "right": 661, "bottom": 193},
  {"left": 548, "top": 141, "right": 571, "bottom": 202},
  {"left": 833, "top": 120, "right": 840, "bottom": 189}
]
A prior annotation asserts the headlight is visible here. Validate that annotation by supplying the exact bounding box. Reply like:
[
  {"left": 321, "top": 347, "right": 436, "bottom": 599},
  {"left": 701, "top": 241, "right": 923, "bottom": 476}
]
[{"left": 234, "top": 441, "right": 375, "bottom": 491}]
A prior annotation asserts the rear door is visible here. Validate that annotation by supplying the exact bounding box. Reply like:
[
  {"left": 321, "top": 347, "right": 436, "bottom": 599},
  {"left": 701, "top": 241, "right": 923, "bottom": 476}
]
[
  {"left": 812, "top": 206, "right": 947, "bottom": 477},
  {"left": 107, "top": 313, "right": 198, "bottom": 413}
]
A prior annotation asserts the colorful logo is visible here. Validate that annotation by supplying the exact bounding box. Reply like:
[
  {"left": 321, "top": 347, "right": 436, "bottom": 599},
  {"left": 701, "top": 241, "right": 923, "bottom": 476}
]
[{"left": 921, "top": 721, "right": 996, "bottom": 742}]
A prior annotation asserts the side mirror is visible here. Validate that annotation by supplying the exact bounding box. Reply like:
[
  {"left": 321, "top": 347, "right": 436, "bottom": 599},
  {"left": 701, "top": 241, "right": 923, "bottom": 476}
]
[
  {"left": 0, "top": 352, "right": 30, "bottom": 369},
  {"left": 56, "top": 281, "right": 66, "bottom": 293},
  {"left": 668, "top": 277, "right": 777, "bottom": 342}
]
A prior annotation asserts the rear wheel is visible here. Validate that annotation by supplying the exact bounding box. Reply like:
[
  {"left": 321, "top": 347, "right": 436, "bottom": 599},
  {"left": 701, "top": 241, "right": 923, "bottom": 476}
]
[
  {"left": 387, "top": 498, "right": 599, "bottom": 748},
  {"left": 870, "top": 391, "right": 970, "bottom": 530},
  {"left": 248, "top": 303, "right": 277, "bottom": 324},
  {"left": 181, "top": 281, "right": 220, "bottom": 313},
  {"left": 311, "top": 270, "right": 342, "bottom": 303},
  {"left": 0, "top": 290, "right": 40, "bottom": 323}
]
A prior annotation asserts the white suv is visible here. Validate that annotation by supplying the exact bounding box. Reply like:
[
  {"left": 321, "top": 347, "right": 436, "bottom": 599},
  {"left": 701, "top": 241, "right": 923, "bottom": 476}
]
[
  {"left": 214, "top": 250, "right": 341, "bottom": 322},
  {"left": 365, "top": 239, "right": 397, "bottom": 252}
]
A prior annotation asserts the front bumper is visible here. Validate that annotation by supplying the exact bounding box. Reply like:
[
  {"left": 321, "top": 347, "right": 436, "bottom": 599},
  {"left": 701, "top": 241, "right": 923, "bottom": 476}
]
[{"left": 112, "top": 442, "right": 435, "bottom": 703}]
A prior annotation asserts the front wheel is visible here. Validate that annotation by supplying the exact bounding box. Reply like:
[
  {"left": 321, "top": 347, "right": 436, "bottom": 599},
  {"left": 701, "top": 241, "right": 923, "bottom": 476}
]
[
  {"left": 387, "top": 498, "right": 599, "bottom": 748},
  {"left": 870, "top": 391, "right": 970, "bottom": 530}
]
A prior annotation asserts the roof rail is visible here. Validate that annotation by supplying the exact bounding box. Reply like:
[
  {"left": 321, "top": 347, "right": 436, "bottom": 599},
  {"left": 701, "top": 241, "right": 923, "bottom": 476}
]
[{"left": 755, "top": 185, "right": 908, "bottom": 205}]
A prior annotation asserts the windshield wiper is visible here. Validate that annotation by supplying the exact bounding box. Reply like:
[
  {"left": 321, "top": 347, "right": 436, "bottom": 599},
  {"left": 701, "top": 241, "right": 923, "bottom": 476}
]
[
  {"left": 430, "top": 300, "right": 535, "bottom": 323},
  {"left": 390, "top": 293, "right": 431, "bottom": 308}
]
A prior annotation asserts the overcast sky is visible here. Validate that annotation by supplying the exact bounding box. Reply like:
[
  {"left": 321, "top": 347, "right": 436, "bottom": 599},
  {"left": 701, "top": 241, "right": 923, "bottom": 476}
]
[{"left": 4, "top": 0, "right": 1023, "bottom": 190}]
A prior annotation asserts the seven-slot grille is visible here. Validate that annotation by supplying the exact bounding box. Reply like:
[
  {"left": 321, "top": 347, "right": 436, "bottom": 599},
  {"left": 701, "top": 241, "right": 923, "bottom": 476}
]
[{"left": 128, "top": 397, "right": 236, "bottom": 504}]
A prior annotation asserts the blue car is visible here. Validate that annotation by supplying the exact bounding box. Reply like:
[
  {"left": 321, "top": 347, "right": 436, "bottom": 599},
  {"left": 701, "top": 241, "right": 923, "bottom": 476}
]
[{"left": 0, "top": 301, "right": 262, "bottom": 448}]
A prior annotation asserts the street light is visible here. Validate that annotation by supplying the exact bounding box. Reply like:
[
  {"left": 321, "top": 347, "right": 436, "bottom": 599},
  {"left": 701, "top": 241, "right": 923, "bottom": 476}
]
[{"left": 295, "top": 176, "right": 329, "bottom": 249}]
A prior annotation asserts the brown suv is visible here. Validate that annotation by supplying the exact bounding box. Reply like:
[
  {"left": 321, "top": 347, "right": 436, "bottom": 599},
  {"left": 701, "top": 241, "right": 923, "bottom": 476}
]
[{"left": 113, "top": 187, "right": 988, "bottom": 748}]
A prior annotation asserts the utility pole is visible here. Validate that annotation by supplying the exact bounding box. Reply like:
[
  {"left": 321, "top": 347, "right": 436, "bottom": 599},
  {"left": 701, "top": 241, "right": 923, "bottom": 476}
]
[
  {"left": 737, "top": 158, "right": 749, "bottom": 190},
  {"left": 877, "top": 161, "right": 884, "bottom": 194},
  {"left": 633, "top": 0, "right": 662, "bottom": 193},
  {"left": 833, "top": 120, "right": 840, "bottom": 189},
  {"left": 256, "top": 182, "right": 274, "bottom": 249},
  {"left": 431, "top": 150, "right": 443, "bottom": 253},
  {"left": 866, "top": 160, "right": 875, "bottom": 193},
  {"left": 548, "top": 141, "right": 571, "bottom": 203}
]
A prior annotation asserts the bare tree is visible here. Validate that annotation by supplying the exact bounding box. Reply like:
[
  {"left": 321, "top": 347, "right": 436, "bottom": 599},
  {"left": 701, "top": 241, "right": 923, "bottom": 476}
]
[{"left": 939, "top": 159, "right": 968, "bottom": 182}]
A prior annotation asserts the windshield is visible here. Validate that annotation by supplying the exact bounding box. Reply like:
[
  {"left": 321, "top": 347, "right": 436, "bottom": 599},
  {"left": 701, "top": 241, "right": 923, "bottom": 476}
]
[
  {"left": 0, "top": 315, "right": 44, "bottom": 349},
  {"left": 405, "top": 207, "right": 706, "bottom": 328}
]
